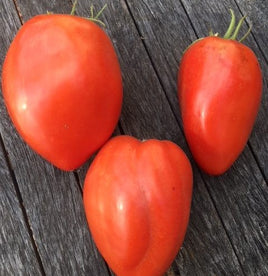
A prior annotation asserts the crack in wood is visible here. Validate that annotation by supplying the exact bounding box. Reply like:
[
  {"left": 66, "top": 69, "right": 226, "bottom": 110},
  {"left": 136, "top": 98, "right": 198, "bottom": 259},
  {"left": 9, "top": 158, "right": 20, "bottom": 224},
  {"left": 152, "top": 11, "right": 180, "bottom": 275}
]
[
  {"left": 12, "top": 0, "right": 24, "bottom": 24},
  {"left": 0, "top": 134, "right": 46, "bottom": 276}
]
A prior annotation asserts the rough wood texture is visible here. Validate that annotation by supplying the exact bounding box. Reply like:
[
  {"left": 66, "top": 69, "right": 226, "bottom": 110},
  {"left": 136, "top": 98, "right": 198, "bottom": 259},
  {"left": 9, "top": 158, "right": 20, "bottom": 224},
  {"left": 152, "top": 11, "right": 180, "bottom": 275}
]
[
  {"left": 235, "top": 0, "right": 268, "bottom": 180},
  {"left": 0, "top": 140, "right": 43, "bottom": 276},
  {"left": 0, "top": 0, "right": 267, "bottom": 275}
]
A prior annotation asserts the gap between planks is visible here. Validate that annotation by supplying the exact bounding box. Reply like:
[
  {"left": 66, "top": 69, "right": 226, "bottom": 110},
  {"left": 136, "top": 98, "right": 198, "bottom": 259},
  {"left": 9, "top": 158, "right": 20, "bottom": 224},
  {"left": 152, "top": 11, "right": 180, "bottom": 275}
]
[{"left": 12, "top": 0, "right": 24, "bottom": 24}]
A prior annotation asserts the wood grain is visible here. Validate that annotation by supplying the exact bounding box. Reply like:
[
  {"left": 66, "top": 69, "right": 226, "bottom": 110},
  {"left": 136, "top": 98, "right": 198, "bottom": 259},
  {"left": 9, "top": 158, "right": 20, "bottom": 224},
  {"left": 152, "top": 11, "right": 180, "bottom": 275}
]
[
  {"left": 234, "top": 0, "right": 268, "bottom": 180},
  {"left": 0, "top": 139, "right": 43, "bottom": 275}
]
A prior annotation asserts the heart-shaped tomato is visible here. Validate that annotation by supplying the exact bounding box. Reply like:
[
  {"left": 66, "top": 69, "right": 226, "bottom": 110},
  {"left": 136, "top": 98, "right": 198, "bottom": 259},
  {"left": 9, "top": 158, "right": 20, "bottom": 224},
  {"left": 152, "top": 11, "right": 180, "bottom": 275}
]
[
  {"left": 2, "top": 14, "right": 122, "bottom": 170},
  {"left": 83, "top": 135, "right": 193, "bottom": 276}
]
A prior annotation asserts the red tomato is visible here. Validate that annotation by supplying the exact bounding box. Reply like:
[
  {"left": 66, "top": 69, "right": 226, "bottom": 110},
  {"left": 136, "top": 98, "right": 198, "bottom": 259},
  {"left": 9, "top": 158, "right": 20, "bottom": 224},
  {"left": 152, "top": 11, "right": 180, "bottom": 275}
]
[
  {"left": 177, "top": 19, "right": 262, "bottom": 175},
  {"left": 2, "top": 14, "right": 122, "bottom": 170},
  {"left": 83, "top": 135, "right": 193, "bottom": 276}
]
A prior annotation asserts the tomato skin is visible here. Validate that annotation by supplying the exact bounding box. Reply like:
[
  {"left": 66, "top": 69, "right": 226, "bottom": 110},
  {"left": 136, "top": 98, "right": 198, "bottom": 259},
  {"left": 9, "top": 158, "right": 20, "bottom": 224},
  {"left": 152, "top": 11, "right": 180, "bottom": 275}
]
[
  {"left": 2, "top": 14, "right": 122, "bottom": 170},
  {"left": 177, "top": 37, "right": 262, "bottom": 175},
  {"left": 83, "top": 135, "right": 193, "bottom": 276}
]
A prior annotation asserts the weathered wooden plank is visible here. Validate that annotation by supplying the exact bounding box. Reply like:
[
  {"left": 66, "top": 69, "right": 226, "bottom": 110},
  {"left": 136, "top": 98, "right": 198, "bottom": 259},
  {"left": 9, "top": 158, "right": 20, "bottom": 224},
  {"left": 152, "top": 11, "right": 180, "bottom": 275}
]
[
  {"left": 0, "top": 0, "right": 110, "bottom": 275},
  {"left": 0, "top": 140, "right": 43, "bottom": 275},
  {"left": 75, "top": 1, "right": 244, "bottom": 275},
  {"left": 202, "top": 147, "right": 268, "bottom": 276},
  {"left": 13, "top": 0, "right": 71, "bottom": 23},
  {"left": 124, "top": 0, "right": 268, "bottom": 275},
  {"left": 235, "top": 0, "right": 268, "bottom": 62},
  {"left": 234, "top": 0, "right": 268, "bottom": 181}
]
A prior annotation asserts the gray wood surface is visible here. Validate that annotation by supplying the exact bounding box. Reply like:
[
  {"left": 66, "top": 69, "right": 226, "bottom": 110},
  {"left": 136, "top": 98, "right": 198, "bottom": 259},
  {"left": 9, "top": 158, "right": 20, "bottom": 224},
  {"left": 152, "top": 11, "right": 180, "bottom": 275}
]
[
  {"left": 0, "top": 138, "right": 43, "bottom": 276},
  {"left": 0, "top": 0, "right": 267, "bottom": 275}
]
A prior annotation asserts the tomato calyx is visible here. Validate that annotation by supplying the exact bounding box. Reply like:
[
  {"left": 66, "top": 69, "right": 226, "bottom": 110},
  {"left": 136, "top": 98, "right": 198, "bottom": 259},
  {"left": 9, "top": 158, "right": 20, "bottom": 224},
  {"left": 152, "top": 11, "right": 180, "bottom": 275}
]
[
  {"left": 47, "top": 1, "right": 107, "bottom": 27},
  {"left": 210, "top": 9, "right": 252, "bottom": 42},
  {"left": 183, "top": 9, "right": 251, "bottom": 54},
  {"left": 71, "top": 0, "right": 107, "bottom": 27}
]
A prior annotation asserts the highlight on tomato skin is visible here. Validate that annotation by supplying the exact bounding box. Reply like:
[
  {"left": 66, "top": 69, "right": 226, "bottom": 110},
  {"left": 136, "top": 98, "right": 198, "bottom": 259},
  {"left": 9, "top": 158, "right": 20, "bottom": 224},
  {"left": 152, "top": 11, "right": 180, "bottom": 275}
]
[
  {"left": 177, "top": 10, "right": 262, "bottom": 175},
  {"left": 2, "top": 11, "right": 123, "bottom": 171},
  {"left": 83, "top": 135, "right": 193, "bottom": 276}
]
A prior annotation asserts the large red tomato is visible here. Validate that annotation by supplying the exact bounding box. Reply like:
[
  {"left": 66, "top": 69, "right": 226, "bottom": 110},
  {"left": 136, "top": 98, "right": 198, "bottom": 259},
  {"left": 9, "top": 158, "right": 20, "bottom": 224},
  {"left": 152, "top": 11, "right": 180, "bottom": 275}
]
[
  {"left": 177, "top": 12, "right": 262, "bottom": 175},
  {"left": 83, "top": 135, "right": 193, "bottom": 276},
  {"left": 2, "top": 14, "right": 122, "bottom": 170}
]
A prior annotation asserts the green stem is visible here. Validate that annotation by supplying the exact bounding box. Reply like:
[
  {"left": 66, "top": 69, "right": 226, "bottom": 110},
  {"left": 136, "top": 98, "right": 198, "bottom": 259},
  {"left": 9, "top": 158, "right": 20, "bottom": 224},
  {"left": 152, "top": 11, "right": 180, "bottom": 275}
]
[
  {"left": 87, "top": 4, "right": 107, "bottom": 26},
  {"left": 70, "top": 1, "right": 107, "bottom": 27},
  {"left": 94, "top": 4, "right": 107, "bottom": 20},
  {"left": 219, "top": 9, "right": 252, "bottom": 42},
  {"left": 88, "top": 18, "right": 106, "bottom": 27},
  {"left": 209, "top": 29, "right": 214, "bottom": 36},
  {"left": 239, "top": 24, "right": 252, "bottom": 42},
  {"left": 230, "top": 15, "right": 246, "bottom": 40},
  {"left": 70, "top": 0, "right": 78, "bottom": 15},
  {"left": 90, "top": 5, "right": 94, "bottom": 18},
  {"left": 223, "top": 9, "right": 236, "bottom": 39}
]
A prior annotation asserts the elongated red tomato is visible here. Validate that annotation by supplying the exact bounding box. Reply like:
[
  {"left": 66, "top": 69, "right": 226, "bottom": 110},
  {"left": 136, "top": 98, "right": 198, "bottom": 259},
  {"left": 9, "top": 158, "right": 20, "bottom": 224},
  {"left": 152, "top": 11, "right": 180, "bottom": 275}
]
[
  {"left": 2, "top": 14, "right": 122, "bottom": 170},
  {"left": 177, "top": 12, "right": 262, "bottom": 175},
  {"left": 83, "top": 135, "right": 193, "bottom": 276}
]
